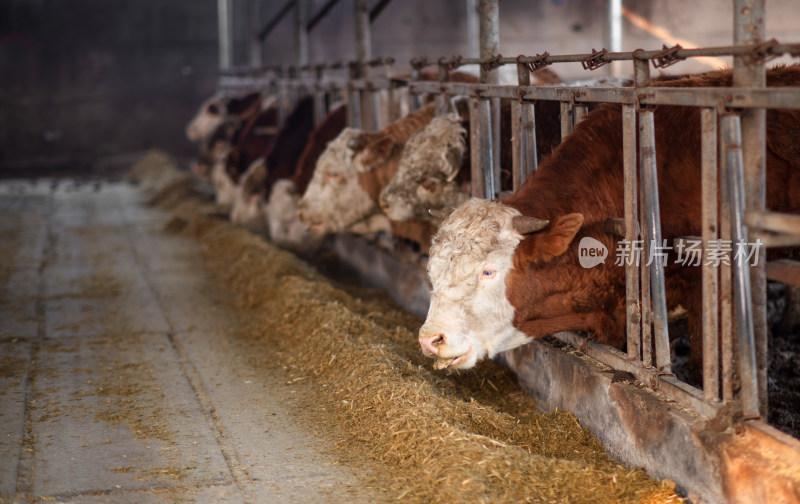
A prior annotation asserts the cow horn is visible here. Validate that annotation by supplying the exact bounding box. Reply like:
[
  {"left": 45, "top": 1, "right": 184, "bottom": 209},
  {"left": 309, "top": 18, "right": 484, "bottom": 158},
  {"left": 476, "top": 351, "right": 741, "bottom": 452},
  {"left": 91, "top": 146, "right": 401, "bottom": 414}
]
[
  {"left": 512, "top": 215, "right": 550, "bottom": 234},
  {"left": 428, "top": 207, "right": 452, "bottom": 219}
]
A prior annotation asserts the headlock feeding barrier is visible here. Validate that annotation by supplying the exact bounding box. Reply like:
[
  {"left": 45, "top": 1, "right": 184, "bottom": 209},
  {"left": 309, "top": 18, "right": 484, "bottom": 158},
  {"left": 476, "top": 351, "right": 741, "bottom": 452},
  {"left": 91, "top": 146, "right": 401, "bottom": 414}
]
[{"left": 214, "top": 0, "right": 800, "bottom": 501}]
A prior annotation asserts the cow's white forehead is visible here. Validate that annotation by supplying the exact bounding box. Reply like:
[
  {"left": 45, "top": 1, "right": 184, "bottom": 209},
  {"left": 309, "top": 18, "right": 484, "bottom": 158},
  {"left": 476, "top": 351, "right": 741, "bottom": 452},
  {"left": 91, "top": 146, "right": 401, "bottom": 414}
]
[
  {"left": 428, "top": 199, "right": 524, "bottom": 287},
  {"left": 314, "top": 128, "right": 361, "bottom": 175}
]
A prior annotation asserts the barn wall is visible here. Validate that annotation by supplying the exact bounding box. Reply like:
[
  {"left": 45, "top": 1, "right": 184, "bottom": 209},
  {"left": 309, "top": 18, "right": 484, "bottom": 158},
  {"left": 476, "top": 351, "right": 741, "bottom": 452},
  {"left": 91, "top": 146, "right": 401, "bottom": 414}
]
[
  {"left": 0, "top": 0, "right": 219, "bottom": 174},
  {"left": 1, "top": 0, "right": 797, "bottom": 174}
]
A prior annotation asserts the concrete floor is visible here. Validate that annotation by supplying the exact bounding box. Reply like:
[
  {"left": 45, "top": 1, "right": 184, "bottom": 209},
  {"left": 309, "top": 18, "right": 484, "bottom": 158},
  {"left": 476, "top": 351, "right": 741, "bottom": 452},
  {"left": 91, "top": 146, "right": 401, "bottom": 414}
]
[{"left": 0, "top": 179, "right": 378, "bottom": 503}]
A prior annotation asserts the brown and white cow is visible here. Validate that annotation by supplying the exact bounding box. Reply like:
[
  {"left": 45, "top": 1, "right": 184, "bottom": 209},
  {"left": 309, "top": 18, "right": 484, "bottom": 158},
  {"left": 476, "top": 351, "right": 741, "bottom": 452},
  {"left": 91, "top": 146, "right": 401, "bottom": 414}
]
[
  {"left": 298, "top": 103, "right": 437, "bottom": 237},
  {"left": 229, "top": 96, "right": 313, "bottom": 225},
  {"left": 379, "top": 99, "right": 562, "bottom": 224},
  {"left": 186, "top": 91, "right": 263, "bottom": 143},
  {"left": 419, "top": 65, "right": 800, "bottom": 372}
]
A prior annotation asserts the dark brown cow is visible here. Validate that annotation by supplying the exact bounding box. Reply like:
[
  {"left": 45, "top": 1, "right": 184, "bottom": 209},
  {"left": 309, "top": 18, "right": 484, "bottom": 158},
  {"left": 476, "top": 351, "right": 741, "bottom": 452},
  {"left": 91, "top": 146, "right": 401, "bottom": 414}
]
[{"left": 418, "top": 65, "right": 800, "bottom": 374}]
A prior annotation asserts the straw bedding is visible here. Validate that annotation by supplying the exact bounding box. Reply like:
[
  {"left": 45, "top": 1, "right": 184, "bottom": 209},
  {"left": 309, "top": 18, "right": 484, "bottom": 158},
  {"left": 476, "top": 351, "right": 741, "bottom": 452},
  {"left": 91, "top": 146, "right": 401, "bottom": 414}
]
[{"left": 134, "top": 152, "right": 683, "bottom": 503}]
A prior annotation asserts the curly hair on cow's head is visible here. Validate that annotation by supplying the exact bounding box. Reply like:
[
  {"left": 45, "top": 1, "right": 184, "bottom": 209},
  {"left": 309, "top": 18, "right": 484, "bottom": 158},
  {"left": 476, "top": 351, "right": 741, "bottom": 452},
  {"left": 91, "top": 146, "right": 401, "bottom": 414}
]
[{"left": 428, "top": 199, "right": 525, "bottom": 288}]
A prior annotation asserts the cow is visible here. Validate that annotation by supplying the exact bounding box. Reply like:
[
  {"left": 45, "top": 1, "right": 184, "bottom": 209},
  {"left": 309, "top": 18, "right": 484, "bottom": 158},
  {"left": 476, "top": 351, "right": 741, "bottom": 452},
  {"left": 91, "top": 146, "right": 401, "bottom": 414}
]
[
  {"left": 298, "top": 103, "right": 437, "bottom": 243},
  {"left": 379, "top": 99, "right": 562, "bottom": 224},
  {"left": 228, "top": 96, "right": 313, "bottom": 223},
  {"left": 418, "top": 65, "right": 800, "bottom": 375},
  {"left": 211, "top": 102, "right": 280, "bottom": 209},
  {"left": 185, "top": 91, "right": 263, "bottom": 143},
  {"left": 230, "top": 103, "right": 347, "bottom": 252}
]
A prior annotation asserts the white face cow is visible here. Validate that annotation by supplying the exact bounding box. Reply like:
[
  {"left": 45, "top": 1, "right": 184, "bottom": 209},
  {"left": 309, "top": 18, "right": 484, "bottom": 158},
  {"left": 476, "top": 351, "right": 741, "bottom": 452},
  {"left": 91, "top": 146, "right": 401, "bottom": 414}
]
[
  {"left": 419, "top": 199, "right": 550, "bottom": 370},
  {"left": 265, "top": 179, "right": 324, "bottom": 255},
  {"left": 298, "top": 128, "right": 388, "bottom": 234},
  {"left": 379, "top": 114, "right": 468, "bottom": 222},
  {"left": 185, "top": 91, "right": 267, "bottom": 143}
]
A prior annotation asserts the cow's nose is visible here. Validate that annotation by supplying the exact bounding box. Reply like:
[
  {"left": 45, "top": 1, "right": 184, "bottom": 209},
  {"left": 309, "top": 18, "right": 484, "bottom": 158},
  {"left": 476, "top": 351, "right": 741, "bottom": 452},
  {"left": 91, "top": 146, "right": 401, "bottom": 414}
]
[{"left": 419, "top": 332, "right": 446, "bottom": 357}]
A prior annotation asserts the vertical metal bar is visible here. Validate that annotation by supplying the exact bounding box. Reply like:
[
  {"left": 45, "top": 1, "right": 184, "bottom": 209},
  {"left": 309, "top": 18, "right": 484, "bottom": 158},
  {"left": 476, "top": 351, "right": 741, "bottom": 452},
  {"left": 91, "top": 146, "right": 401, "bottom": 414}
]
[
  {"left": 466, "top": 0, "right": 479, "bottom": 58},
  {"left": 217, "top": 0, "right": 233, "bottom": 71},
  {"left": 574, "top": 104, "right": 589, "bottom": 124},
  {"left": 722, "top": 113, "right": 760, "bottom": 419},
  {"left": 248, "top": 0, "right": 262, "bottom": 67},
  {"left": 479, "top": 98, "right": 496, "bottom": 199},
  {"left": 436, "top": 62, "right": 451, "bottom": 117},
  {"left": 410, "top": 68, "right": 422, "bottom": 113},
  {"left": 733, "top": 0, "right": 767, "bottom": 417},
  {"left": 719, "top": 114, "right": 735, "bottom": 402},
  {"left": 470, "top": 98, "right": 496, "bottom": 199},
  {"left": 606, "top": 0, "right": 622, "bottom": 77},
  {"left": 347, "top": 63, "right": 362, "bottom": 128},
  {"left": 295, "top": 0, "right": 308, "bottom": 66},
  {"left": 383, "top": 60, "right": 398, "bottom": 124},
  {"left": 354, "top": 0, "right": 374, "bottom": 131},
  {"left": 701, "top": 107, "right": 720, "bottom": 402},
  {"left": 478, "top": 0, "right": 501, "bottom": 192},
  {"left": 313, "top": 66, "right": 327, "bottom": 127},
  {"left": 634, "top": 56, "right": 653, "bottom": 366},
  {"left": 511, "top": 100, "right": 521, "bottom": 192},
  {"left": 515, "top": 62, "right": 537, "bottom": 190},
  {"left": 560, "top": 101, "right": 572, "bottom": 141},
  {"left": 639, "top": 110, "right": 671, "bottom": 373},
  {"left": 623, "top": 104, "right": 641, "bottom": 363}
]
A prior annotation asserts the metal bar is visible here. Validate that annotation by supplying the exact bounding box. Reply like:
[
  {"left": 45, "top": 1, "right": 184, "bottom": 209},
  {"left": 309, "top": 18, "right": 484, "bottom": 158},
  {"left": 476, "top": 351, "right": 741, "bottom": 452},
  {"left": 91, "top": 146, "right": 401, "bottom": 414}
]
[
  {"left": 478, "top": 0, "right": 501, "bottom": 193},
  {"left": 560, "top": 101, "right": 572, "bottom": 141},
  {"left": 606, "top": 0, "right": 622, "bottom": 77},
  {"left": 258, "top": 0, "right": 295, "bottom": 41},
  {"left": 217, "top": 0, "right": 233, "bottom": 70},
  {"left": 478, "top": 98, "right": 496, "bottom": 199},
  {"left": 623, "top": 104, "right": 641, "bottom": 363},
  {"left": 369, "top": 0, "right": 394, "bottom": 22},
  {"left": 551, "top": 332, "right": 721, "bottom": 418},
  {"left": 436, "top": 61, "right": 451, "bottom": 116},
  {"left": 347, "top": 64, "right": 362, "bottom": 128},
  {"left": 574, "top": 104, "right": 589, "bottom": 124},
  {"left": 354, "top": 0, "right": 374, "bottom": 131},
  {"left": 719, "top": 113, "right": 734, "bottom": 403},
  {"left": 765, "top": 260, "right": 800, "bottom": 286},
  {"left": 516, "top": 61, "right": 537, "bottom": 189},
  {"left": 722, "top": 113, "right": 760, "bottom": 419},
  {"left": 313, "top": 66, "right": 327, "bottom": 127},
  {"left": 511, "top": 100, "right": 521, "bottom": 191},
  {"left": 306, "top": 0, "right": 342, "bottom": 32},
  {"left": 701, "top": 107, "right": 720, "bottom": 402},
  {"left": 469, "top": 98, "right": 485, "bottom": 198},
  {"left": 734, "top": 0, "right": 768, "bottom": 418},
  {"left": 248, "top": 0, "right": 262, "bottom": 67},
  {"left": 295, "top": 0, "right": 309, "bottom": 67},
  {"left": 639, "top": 110, "right": 671, "bottom": 373},
  {"left": 747, "top": 210, "right": 800, "bottom": 234}
]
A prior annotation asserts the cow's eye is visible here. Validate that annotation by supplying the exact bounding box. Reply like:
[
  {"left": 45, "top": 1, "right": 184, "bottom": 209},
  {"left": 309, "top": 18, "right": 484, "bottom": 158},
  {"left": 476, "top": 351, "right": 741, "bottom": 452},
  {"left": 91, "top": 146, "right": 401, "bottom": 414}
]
[
  {"left": 481, "top": 269, "right": 496, "bottom": 278},
  {"left": 421, "top": 177, "right": 440, "bottom": 192}
]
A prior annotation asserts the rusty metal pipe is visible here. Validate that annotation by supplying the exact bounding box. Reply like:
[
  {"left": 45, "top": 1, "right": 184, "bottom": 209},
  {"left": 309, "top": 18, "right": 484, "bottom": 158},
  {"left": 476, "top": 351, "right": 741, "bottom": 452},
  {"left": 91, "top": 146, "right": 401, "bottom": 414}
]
[
  {"left": 623, "top": 104, "right": 641, "bottom": 363},
  {"left": 701, "top": 107, "right": 720, "bottom": 402},
  {"left": 722, "top": 113, "right": 760, "bottom": 419},
  {"left": 639, "top": 110, "right": 671, "bottom": 373}
]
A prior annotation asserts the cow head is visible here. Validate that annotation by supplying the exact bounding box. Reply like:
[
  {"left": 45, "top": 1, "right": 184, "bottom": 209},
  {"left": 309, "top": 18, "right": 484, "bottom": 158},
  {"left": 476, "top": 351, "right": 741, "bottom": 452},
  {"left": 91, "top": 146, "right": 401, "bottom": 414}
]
[
  {"left": 266, "top": 179, "right": 324, "bottom": 254},
  {"left": 185, "top": 91, "right": 262, "bottom": 143},
  {"left": 230, "top": 158, "right": 268, "bottom": 234},
  {"left": 419, "top": 199, "right": 583, "bottom": 370},
  {"left": 379, "top": 114, "right": 467, "bottom": 222},
  {"left": 298, "top": 128, "right": 388, "bottom": 235}
]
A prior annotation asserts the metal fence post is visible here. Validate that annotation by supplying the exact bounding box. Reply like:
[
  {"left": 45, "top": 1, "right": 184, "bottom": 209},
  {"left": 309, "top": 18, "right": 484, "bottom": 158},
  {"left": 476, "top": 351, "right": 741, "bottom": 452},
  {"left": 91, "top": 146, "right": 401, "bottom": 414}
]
[
  {"left": 514, "top": 60, "right": 537, "bottom": 191},
  {"left": 623, "top": 104, "right": 641, "bottom": 363},
  {"left": 733, "top": 0, "right": 768, "bottom": 417},
  {"left": 639, "top": 110, "right": 671, "bottom": 373},
  {"left": 701, "top": 107, "right": 721, "bottom": 402},
  {"left": 478, "top": 0, "right": 501, "bottom": 193}
]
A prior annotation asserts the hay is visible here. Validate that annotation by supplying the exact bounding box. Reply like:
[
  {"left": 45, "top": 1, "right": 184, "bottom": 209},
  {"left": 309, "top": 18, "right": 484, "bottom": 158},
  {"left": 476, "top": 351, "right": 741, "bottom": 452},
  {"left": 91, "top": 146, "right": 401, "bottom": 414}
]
[{"left": 141, "top": 152, "right": 684, "bottom": 503}]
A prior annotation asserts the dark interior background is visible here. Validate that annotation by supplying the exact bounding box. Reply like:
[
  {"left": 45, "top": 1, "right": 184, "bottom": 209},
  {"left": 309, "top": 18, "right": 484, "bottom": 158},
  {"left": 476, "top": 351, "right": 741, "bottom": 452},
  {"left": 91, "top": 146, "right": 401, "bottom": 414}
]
[{"left": 1, "top": 0, "right": 796, "bottom": 175}]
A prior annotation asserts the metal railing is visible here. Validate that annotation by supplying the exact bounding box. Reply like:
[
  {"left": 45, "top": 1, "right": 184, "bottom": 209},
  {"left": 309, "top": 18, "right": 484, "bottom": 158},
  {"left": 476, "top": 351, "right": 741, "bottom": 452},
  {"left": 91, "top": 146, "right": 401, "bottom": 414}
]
[{"left": 218, "top": 39, "right": 800, "bottom": 421}]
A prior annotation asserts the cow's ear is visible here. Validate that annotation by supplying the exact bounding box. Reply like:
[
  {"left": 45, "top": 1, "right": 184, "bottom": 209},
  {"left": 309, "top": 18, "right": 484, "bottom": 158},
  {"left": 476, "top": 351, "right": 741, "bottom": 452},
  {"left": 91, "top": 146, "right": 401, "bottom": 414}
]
[
  {"left": 530, "top": 213, "right": 584, "bottom": 262},
  {"left": 358, "top": 136, "right": 396, "bottom": 171}
]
